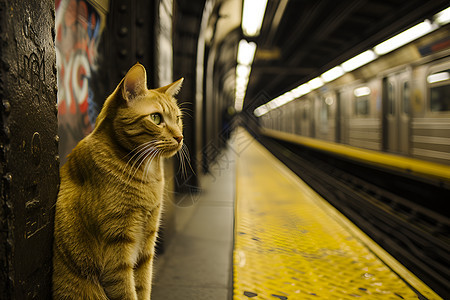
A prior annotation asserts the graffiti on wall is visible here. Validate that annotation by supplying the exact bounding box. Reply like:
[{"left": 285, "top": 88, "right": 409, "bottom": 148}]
[{"left": 55, "top": 0, "right": 106, "bottom": 164}]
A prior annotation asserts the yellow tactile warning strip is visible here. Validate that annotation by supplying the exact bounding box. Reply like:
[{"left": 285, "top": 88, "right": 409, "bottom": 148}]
[
  {"left": 233, "top": 129, "right": 442, "bottom": 300},
  {"left": 261, "top": 128, "right": 450, "bottom": 184}
]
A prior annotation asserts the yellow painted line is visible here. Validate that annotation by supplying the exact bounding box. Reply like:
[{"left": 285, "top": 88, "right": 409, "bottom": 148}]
[
  {"left": 234, "top": 129, "right": 442, "bottom": 299},
  {"left": 261, "top": 128, "right": 450, "bottom": 183}
]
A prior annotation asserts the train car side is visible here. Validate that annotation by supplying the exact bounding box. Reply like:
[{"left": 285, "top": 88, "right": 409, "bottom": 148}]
[{"left": 259, "top": 26, "right": 450, "bottom": 166}]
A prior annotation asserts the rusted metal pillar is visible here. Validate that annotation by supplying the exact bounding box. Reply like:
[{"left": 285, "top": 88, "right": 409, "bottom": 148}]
[{"left": 0, "top": 0, "right": 59, "bottom": 298}]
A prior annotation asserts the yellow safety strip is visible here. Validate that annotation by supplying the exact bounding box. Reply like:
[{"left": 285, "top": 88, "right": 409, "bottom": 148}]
[
  {"left": 261, "top": 128, "right": 450, "bottom": 184},
  {"left": 234, "top": 129, "right": 442, "bottom": 299}
]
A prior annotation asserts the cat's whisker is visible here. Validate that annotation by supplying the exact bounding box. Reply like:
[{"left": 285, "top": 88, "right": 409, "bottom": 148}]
[
  {"left": 120, "top": 140, "right": 160, "bottom": 180},
  {"left": 127, "top": 149, "right": 153, "bottom": 188},
  {"left": 173, "top": 143, "right": 192, "bottom": 180},
  {"left": 132, "top": 146, "right": 160, "bottom": 184},
  {"left": 176, "top": 151, "right": 183, "bottom": 175},
  {"left": 177, "top": 150, "right": 187, "bottom": 180},
  {"left": 180, "top": 147, "right": 189, "bottom": 179},
  {"left": 122, "top": 140, "right": 159, "bottom": 160},
  {"left": 125, "top": 140, "right": 163, "bottom": 166},
  {"left": 179, "top": 109, "right": 193, "bottom": 119},
  {"left": 126, "top": 148, "right": 151, "bottom": 183},
  {"left": 180, "top": 154, "right": 188, "bottom": 179},
  {"left": 180, "top": 107, "right": 194, "bottom": 112},
  {"left": 178, "top": 101, "right": 192, "bottom": 108},
  {"left": 124, "top": 143, "right": 161, "bottom": 186},
  {"left": 181, "top": 144, "right": 195, "bottom": 176},
  {"left": 179, "top": 106, "right": 193, "bottom": 113},
  {"left": 141, "top": 148, "right": 162, "bottom": 186}
]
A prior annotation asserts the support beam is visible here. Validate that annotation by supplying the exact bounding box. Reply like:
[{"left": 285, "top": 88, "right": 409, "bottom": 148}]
[{"left": 0, "top": 1, "right": 58, "bottom": 298}]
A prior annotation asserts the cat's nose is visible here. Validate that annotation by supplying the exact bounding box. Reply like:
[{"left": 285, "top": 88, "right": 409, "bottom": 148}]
[{"left": 174, "top": 136, "right": 183, "bottom": 144}]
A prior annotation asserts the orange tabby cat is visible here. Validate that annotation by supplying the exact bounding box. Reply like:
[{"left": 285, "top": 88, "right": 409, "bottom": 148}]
[{"left": 52, "top": 63, "right": 184, "bottom": 300}]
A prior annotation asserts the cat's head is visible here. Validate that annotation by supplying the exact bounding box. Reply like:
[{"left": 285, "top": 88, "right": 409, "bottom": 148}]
[{"left": 100, "top": 63, "right": 184, "bottom": 158}]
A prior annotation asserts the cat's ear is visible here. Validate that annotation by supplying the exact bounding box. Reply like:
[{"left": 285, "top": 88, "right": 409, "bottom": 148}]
[
  {"left": 122, "top": 63, "right": 147, "bottom": 102},
  {"left": 156, "top": 78, "right": 184, "bottom": 97}
]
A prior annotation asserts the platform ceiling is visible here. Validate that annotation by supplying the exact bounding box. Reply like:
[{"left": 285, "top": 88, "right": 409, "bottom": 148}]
[
  {"left": 175, "top": 0, "right": 449, "bottom": 114},
  {"left": 243, "top": 0, "right": 449, "bottom": 112}
]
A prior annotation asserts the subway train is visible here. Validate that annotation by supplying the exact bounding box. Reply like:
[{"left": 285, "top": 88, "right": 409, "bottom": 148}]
[{"left": 258, "top": 25, "right": 450, "bottom": 166}]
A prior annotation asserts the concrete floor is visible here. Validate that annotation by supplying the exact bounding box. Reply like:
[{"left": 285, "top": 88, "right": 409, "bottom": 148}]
[{"left": 152, "top": 147, "right": 235, "bottom": 300}]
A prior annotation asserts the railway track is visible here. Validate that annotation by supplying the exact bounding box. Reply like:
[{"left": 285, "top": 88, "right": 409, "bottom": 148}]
[{"left": 258, "top": 135, "right": 450, "bottom": 299}]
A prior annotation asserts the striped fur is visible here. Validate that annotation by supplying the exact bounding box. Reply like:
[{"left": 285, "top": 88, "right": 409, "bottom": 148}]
[{"left": 53, "top": 64, "right": 184, "bottom": 299}]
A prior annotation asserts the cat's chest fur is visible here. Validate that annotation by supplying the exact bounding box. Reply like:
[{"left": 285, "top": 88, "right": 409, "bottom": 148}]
[{"left": 89, "top": 135, "right": 165, "bottom": 205}]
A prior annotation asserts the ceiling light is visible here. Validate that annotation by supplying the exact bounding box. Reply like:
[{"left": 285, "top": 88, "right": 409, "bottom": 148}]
[
  {"left": 235, "top": 40, "right": 256, "bottom": 112},
  {"left": 235, "top": 101, "right": 244, "bottom": 112},
  {"left": 434, "top": 7, "right": 450, "bottom": 25},
  {"left": 275, "top": 92, "right": 294, "bottom": 106},
  {"left": 341, "top": 50, "right": 377, "bottom": 72},
  {"left": 237, "top": 40, "right": 257, "bottom": 65},
  {"left": 427, "top": 72, "right": 450, "bottom": 84},
  {"left": 254, "top": 105, "right": 269, "bottom": 117},
  {"left": 291, "top": 83, "right": 311, "bottom": 98},
  {"left": 321, "top": 66, "right": 345, "bottom": 82},
  {"left": 236, "top": 75, "right": 249, "bottom": 88},
  {"left": 236, "top": 64, "right": 251, "bottom": 78},
  {"left": 235, "top": 85, "right": 246, "bottom": 94},
  {"left": 354, "top": 86, "right": 371, "bottom": 97},
  {"left": 267, "top": 99, "right": 280, "bottom": 110},
  {"left": 373, "top": 20, "right": 436, "bottom": 55},
  {"left": 308, "top": 77, "right": 324, "bottom": 90},
  {"left": 242, "top": 0, "right": 268, "bottom": 36}
]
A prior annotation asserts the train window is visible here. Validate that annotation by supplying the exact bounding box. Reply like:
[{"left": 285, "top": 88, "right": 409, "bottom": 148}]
[
  {"left": 354, "top": 96, "right": 369, "bottom": 115},
  {"left": 354, "top": 87, "right": 370, "bottom": 116},
  {"left": 402, "top": 81, "right": 410, "bottom": 114},
  {"left": 428, "top": 70, "right": 450, "bottom": 112}
]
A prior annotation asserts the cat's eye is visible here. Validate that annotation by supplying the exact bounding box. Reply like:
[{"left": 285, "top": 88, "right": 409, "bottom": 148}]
[{"left": 150, "top": 113, "right": 162, "bottom": 125}]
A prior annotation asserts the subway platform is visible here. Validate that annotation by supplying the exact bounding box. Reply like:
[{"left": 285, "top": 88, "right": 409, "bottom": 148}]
[
  {"left": 152, "top": 137, "right": 236, "bottom": 299},
  {"left": 152, "top": 129, "right": 442, "bottom": 300}
]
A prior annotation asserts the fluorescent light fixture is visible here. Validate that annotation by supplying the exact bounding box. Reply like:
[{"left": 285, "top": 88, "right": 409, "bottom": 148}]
[
  {"left": 236, "top": 78, "right": 249, "bottom": 89},
  {"left": 236, "top": 64, "right": 251, "bottom": 78},
  {"left": 235, "top": 87, "right": 246, "bottom": 96},
  {"left": 242, "top": 0, "right": 268, "bottom": 36},
  {"left": 235, "top": 40, "right": 257, "bottom": 112},
  {"left": 234, "top": 91, "right": 247, "bottom": 112},
  {"left": 234, "top": 63, "right": 252, "bottom": 112},
  {"left": 254, "top": 105, "right": 268, "bottom": 117},
  {"left": 341, "top": 50, "right": 377, "bottom": 72},
  {"left": 235, "top": 102, "right": 244, "bottom": 112},
  {"left": 291, "top": 83, "right": 311, "bottom": 98},
  {"left": 237, "top": 40, "right": 257, "bottom": 65},
  {"left": 272, "top": 96, "right": 285, "bottom": 107},
  {"left": 321, "top": 66, "right": 345, "bottom": 82},
  {"left": 276, "top": 92, "right": 295, "bottom": 106},
  {"left": 308, "top": 77, "right": 324, "bottom": 90},
  {"left": 427, "top": 72, "right": 450, "bottom": 84},
  {"left": 268, "top": 101, "right": 276, "bottom": 109},
  {"left": 374, "top": 20, "right": 436, "bottom": 55},
  {"left": 434, "top": 7, "right": 450, "bottom": 25},
  {"left": 354, "top": 86, "right": 371, "bottom": 97}
]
